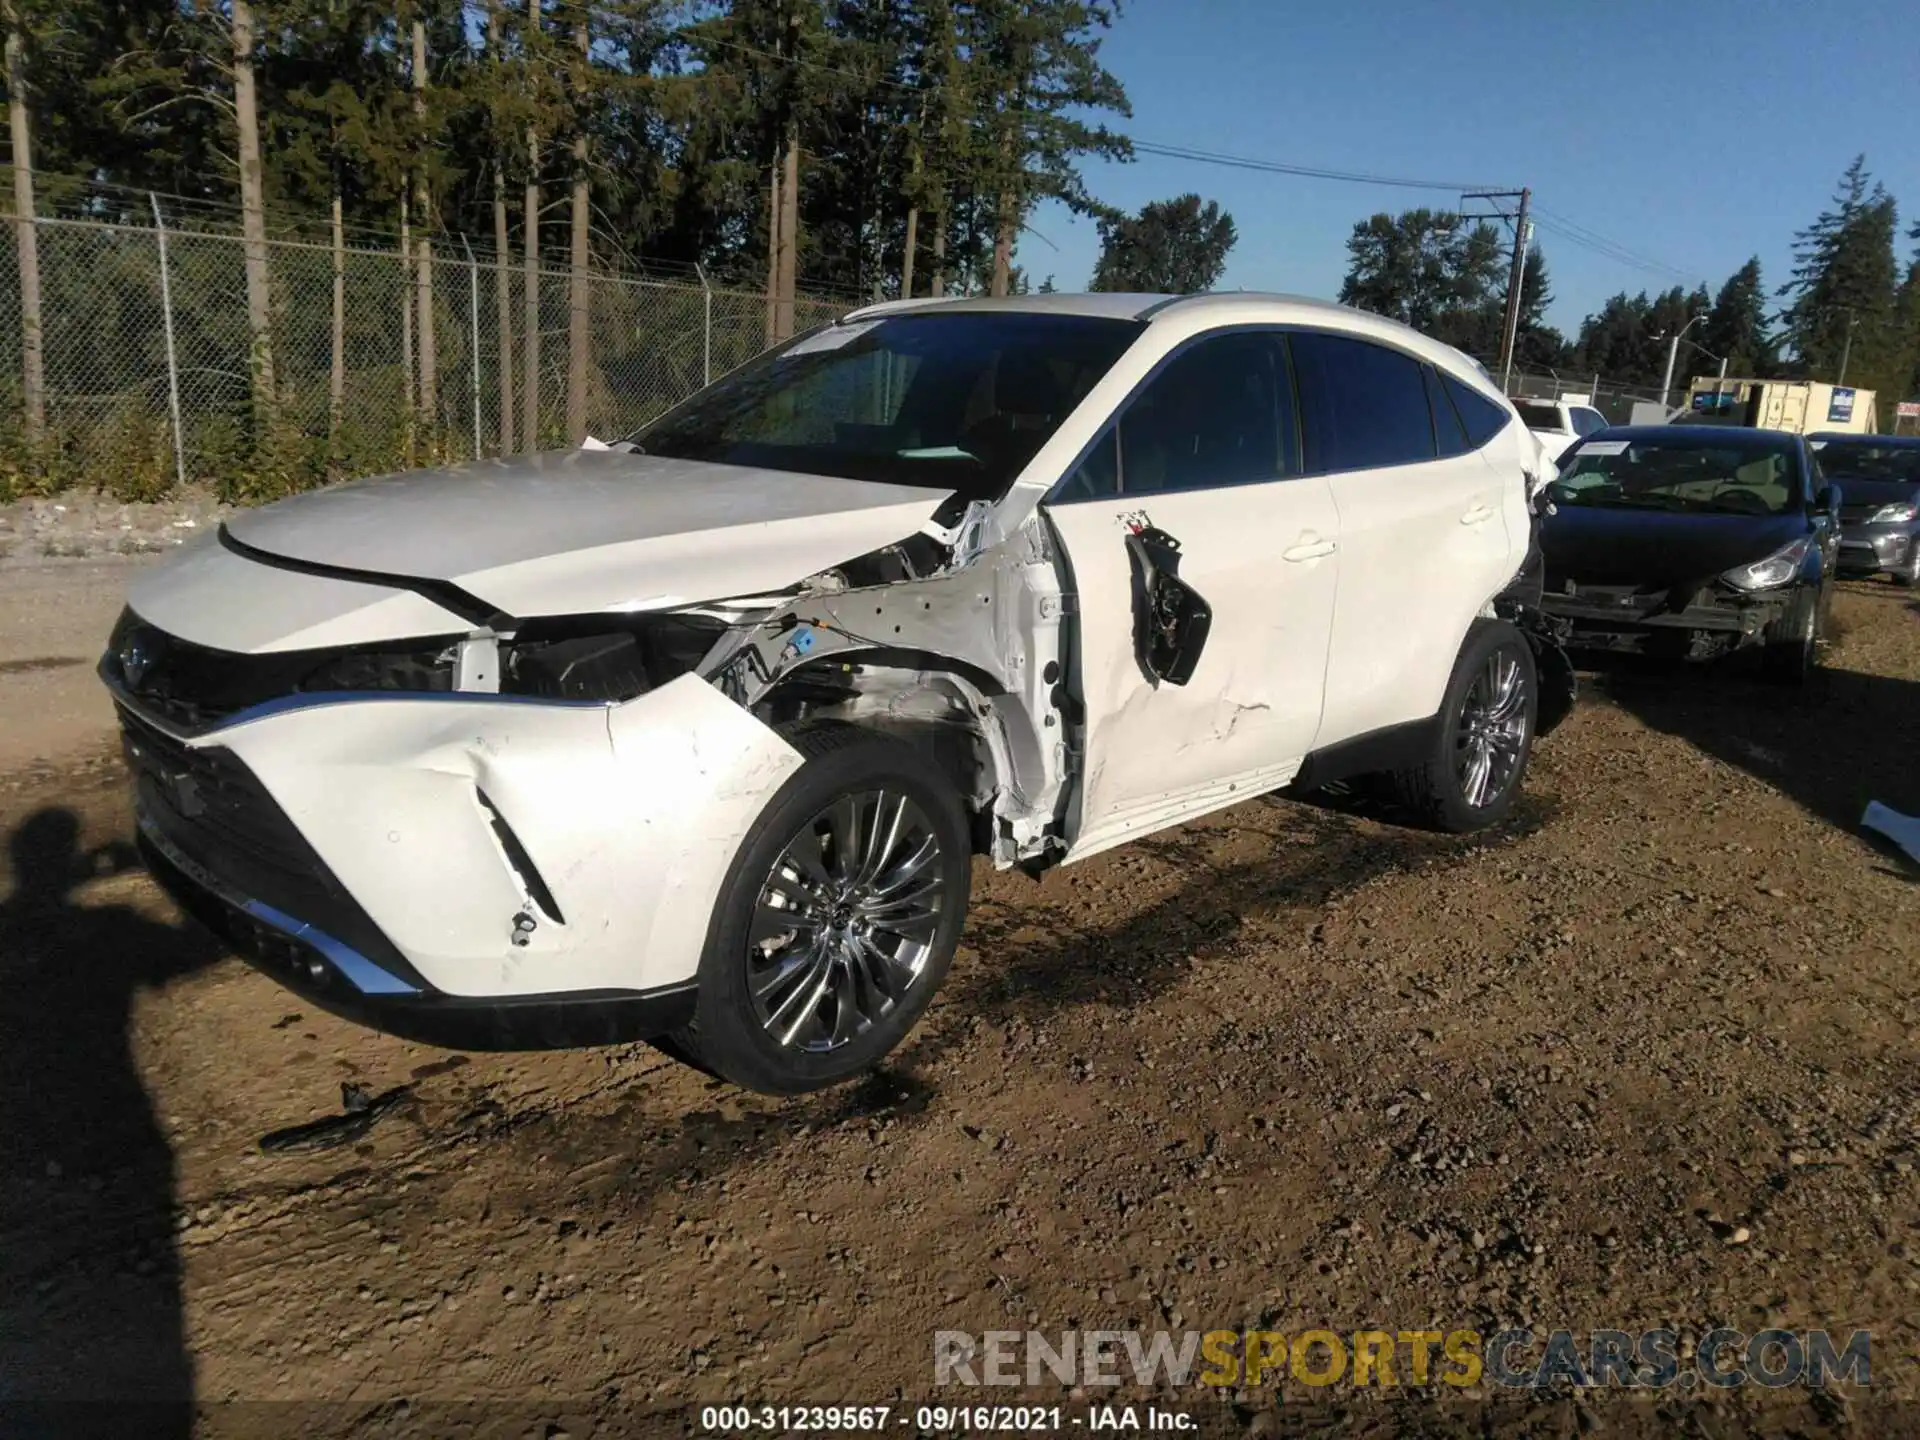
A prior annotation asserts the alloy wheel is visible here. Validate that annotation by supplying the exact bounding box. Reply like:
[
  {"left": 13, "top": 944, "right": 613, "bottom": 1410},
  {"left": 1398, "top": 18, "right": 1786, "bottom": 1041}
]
[
  {"left": 1455, "top": 648, "right": 1530, "bottom": 810},
  {"left": 746, "top": 788, "right": 950, "bottom": 1053}
]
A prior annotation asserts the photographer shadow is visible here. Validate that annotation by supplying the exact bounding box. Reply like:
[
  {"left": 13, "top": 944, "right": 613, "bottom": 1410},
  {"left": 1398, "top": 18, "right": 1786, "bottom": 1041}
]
[{"left": 0, "top": 806, "right": 222, "bottom": 1437}]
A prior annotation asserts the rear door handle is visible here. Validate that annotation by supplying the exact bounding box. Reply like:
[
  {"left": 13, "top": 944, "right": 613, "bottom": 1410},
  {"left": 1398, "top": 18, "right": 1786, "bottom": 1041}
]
[
  {"left": 1459, "top": 503, "right": 1496, "bottom": 526},
  {"left": 1282, "top": 536, "right": 1337, "bottom": 562}
]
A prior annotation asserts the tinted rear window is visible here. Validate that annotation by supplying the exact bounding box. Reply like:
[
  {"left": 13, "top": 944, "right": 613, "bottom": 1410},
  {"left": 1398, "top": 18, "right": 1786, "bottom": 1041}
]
[
  {"left": 633, "top": 313, "right": 1141, "bottom": 500},
  {"left": 1515, "top": 400, "right": 1566, "bottom": 430},
  {"left": 1441, "top": 373, "right": 1512, "bottom": 449},
  {"left": 1292, "top": 332, "right": 1436, "bottom": 473},
  {"left": 1811, "top": 440, "right": 1920, "bottom": 483},
  {"left": 1425, "top": 366, "right": 1472, "bottom": 458}
]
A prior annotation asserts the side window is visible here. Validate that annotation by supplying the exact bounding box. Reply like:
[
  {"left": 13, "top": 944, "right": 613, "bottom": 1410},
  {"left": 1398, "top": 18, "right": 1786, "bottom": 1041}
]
[
  {"left": 1439, "top": 371, "right": 1514, "bottom": 450},
  {"left": 1117, "top": 332, "right": 1295, "bottom": 494},
  {"left": 1057, "top": 427, "right": 1119, "bottom": 502},
  {"left": 1425, "top": 365, "right": 1472, "bottom": 458},
  {"left": 1292, "top": 332, "right": 1436, "bottom": 474},
  {"left": 1573, "top": 407, "right": 1608, "bottom": 436}
]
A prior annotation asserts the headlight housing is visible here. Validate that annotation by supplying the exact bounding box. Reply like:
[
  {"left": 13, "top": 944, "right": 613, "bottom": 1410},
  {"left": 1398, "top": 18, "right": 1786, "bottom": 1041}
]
[
  {"left": 501, "top": 613, "right": 729, "bottom": 701},
  {"left": 1721, "top": 535, "right": 1811, "bottom": 592},
  {"left": 1867, "top": 501, "right": 1918, "bottom": 524}
]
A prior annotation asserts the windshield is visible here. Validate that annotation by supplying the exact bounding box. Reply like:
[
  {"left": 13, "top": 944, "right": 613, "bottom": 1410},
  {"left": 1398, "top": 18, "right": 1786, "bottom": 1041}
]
[
  {"left": 1811, "top": 440, "right": 1920, "bottom": 484},
  {"left": 1553, "top": 438, "right": 1802, "bottom": 516},
  {"left": 1516, "top": 400, "right": 1566, "bottom": 430},
  {"left": 631, "top": 312, "right": 1141, "bottom": 500}
]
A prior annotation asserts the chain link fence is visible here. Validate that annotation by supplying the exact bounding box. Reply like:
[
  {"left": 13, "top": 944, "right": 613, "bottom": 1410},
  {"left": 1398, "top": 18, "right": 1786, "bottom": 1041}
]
[
  {"left": 1503, "top": 367, "right": 1672, "bottom": 426},
  {"left": 0, "top": 201, "right": 845, "bottom": 500}
]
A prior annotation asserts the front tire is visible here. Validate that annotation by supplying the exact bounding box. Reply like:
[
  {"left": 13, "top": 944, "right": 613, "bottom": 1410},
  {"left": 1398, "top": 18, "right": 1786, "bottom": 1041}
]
[
  {"left": 1894, "top": 542, "right": 1920, "bottom": 588},
  {"left": 1760, "top": 589, "right": 1820, "bottom": 686},
  {"left": 670, "top": 722, "right": 971, "bottom": 1095},
  {"left": 1391, "top": 620, "right": 1538, "bottom": 833}
]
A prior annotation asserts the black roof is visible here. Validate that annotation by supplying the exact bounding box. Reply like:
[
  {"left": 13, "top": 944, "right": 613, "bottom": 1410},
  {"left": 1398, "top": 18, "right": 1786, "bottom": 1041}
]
[{"left": 1809, "top": 430, "right": 1920, "bottom": 448}]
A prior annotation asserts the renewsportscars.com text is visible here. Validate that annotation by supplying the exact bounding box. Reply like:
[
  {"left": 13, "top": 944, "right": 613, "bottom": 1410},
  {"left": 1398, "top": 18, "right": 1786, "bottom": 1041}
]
[{"left": 934, "top": 1328, "right": 1871, "bottom": 1390}]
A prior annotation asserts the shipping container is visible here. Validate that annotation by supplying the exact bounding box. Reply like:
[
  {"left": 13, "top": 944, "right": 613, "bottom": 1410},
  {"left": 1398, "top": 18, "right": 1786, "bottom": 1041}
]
[{"left": 1685, "top": 377, "right": 1879, "bottom": 434}]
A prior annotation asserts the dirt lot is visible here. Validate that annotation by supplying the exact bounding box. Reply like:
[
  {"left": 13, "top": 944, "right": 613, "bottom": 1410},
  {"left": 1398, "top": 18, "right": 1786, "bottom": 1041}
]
[{"left": 0, "top": 570, "right": 1915, "bottom": 1437}]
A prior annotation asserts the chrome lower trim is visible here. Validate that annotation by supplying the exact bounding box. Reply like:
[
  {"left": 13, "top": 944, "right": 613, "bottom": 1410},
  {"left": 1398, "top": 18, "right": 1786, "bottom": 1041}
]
[{"left": 137, "top": 814, "right": 421, "bottom": 997}]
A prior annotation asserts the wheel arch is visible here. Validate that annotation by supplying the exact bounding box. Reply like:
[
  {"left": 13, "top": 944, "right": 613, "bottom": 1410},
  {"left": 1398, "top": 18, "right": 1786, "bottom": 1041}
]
[{"left": 753, "top": 654, "right": 1053, "bottom": 859}]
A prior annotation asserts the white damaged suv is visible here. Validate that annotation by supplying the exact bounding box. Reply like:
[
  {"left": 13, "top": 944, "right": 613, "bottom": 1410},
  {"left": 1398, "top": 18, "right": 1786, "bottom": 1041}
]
[{"left": 104, "top": 293, "right": 1571, "bottom": 1093}]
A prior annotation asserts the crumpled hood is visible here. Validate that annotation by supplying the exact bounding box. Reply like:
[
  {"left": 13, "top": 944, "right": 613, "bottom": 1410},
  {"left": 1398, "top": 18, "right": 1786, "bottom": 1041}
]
[{"left": 223, "top": 449, "right": 951, "bottom": 618}]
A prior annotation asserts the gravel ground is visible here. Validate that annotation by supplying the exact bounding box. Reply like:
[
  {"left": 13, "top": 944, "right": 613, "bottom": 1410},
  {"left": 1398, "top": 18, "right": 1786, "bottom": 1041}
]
[
  {"left": 0, "top": 578, "right": 1914, "bottom": 1437},
  {"left": 0, "top": 489, "right": 233, "bottom": 565}
]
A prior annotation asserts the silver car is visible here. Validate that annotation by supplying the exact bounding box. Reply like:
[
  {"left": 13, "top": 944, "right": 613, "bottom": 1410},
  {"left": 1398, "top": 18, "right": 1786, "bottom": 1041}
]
[{"left": 1812, "top": 433, "right": 1920, "bottom": 586}]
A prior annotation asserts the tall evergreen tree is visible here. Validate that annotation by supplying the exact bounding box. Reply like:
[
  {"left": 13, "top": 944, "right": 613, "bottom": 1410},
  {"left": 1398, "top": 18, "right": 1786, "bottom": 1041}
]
[
  {"left": 1779, "top": 155, "right": 1899, "bottom": 385},
  {"left": 1702, "top": 256, "right": 1775, "bottom": 376}
]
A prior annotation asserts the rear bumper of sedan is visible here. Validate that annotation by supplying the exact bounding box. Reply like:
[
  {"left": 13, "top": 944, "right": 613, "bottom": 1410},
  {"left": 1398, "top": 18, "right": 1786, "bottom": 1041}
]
[
  {"left": 1835, "top": 524, "right": 1914, "bottom": 576},
  {"left": 117, "top": 674, "right": 804, "bottom": 1050}
]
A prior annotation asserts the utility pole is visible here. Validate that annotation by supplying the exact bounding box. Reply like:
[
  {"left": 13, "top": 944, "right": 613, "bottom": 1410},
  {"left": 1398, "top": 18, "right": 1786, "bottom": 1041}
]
[
  {"left": 1837, "top": 312, "right": 1858, "bottom": 387},
  {"left": 1461, "top": 187, "right": 1529, "bottom": 389}
]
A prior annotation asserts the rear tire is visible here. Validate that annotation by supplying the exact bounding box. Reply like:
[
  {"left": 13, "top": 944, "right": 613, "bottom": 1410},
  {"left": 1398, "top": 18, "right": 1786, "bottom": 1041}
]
[
  {"left": 669, "top": 721, "right": 971, "bottom": 1095},
  {"left": 1390, "top": 620, "right": 1538, "bottom": 833}
]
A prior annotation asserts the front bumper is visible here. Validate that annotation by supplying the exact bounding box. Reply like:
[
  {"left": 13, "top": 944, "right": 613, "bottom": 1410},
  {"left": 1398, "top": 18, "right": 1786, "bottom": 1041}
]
[
  {"left": 1539, "top": 584, "right": 1791, "bottom": 657},
  {"left": 117, "top": 673, "right": 805, "bottom": 1046},
  {"left": 138, "top": 818, "right": 696, "bottom": 1048},
  {"left": 1835, "top": 524, "right": 1914, "bottom": 576}
]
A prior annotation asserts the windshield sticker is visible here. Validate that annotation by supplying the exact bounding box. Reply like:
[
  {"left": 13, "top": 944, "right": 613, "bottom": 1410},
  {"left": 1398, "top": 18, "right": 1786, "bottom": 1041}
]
[
  {"left": 782, "top": 320, "right": 881, "bottom": 357},
  {"left": 1579, "top": 440, "right": 1629, "bottom": 456}
]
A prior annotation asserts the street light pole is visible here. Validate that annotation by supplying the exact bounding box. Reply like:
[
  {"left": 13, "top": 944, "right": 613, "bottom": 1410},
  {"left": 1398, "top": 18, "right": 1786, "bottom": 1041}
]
[
  {"left": 1837, "top": 313, "right": 1859, "bottom": 387},
  {"left": 1659, "top": 313, "right": 1708, "bottom": 412}
]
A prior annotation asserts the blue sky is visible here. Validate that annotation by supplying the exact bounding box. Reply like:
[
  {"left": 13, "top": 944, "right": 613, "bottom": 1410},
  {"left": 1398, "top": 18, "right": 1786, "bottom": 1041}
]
[{"left": 1015, "top": 0, "right": 1920, "bottom": 336}]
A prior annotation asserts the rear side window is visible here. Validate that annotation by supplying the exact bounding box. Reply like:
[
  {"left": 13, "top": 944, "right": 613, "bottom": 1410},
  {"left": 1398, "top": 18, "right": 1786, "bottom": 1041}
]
[
  {"left": 1291, "top": 332, "right": 1436, "bottom": 474},
  {"left": 1425, "top": 366, "right": 1472, "bottom": 458},
  {"left": 1440, "top": 373, "right": 1513, "bottom": 450},
  {"left": 1573, "top": 407, "right": 1608, "bottom": 436}
]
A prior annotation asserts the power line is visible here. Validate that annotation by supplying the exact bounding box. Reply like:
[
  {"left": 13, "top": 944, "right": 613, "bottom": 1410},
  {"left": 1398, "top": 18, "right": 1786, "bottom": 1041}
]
[
  {"left": 1130, "top": 140, "right": 1502, "bottom": 194},
  {"left": 1530, "top": 206, "right": 1699, "bottom": 285}
]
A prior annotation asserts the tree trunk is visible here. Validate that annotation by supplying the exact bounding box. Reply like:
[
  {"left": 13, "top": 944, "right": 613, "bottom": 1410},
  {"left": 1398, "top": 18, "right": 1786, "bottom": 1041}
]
[
  {"left": 4, "top": 0, "right": 44, "bottom": 448},
  {"left": 901, "top": 206, "right": 918, "bottom": 300},
  {"left": 931, "top": 205, "right": 946, "bottom": 298},
  {"left": 412, "top": 17, "right": 437, "bottom": 435},
  {"left": 488, "top": 0, "right": 513, "bottom": 453},
  {"left": 521, "top": 125, "right": 539, "bottom": 450},
  {"left": 990, "top": 190, "right": 1014, "bottom": 298},
  {"left": 231, "top": 0, "right": 276, "bottom": 413},
  {"left": 775, "top": 122, "right": 799, "bottom": 340},
  {"left": 329, "top": 190, "right": 345, "bottom": 442},
  {"left": 565, "top": 16, "right": 591, "bottom": 444}
]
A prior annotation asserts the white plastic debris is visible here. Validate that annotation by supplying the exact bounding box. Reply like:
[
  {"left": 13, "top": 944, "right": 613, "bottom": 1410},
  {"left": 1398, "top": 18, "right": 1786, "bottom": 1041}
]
[
  {"left": 579, "top": 435, "right": 611, "bottom": 451},
  {"left": 1861, "top": 801, "right": 1920, "bottom": 866}
]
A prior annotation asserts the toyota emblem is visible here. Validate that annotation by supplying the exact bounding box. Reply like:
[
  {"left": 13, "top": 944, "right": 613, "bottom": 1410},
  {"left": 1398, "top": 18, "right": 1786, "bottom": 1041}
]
[{"left": 119, "top": 628, "right": 156, "bottom": 688}]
